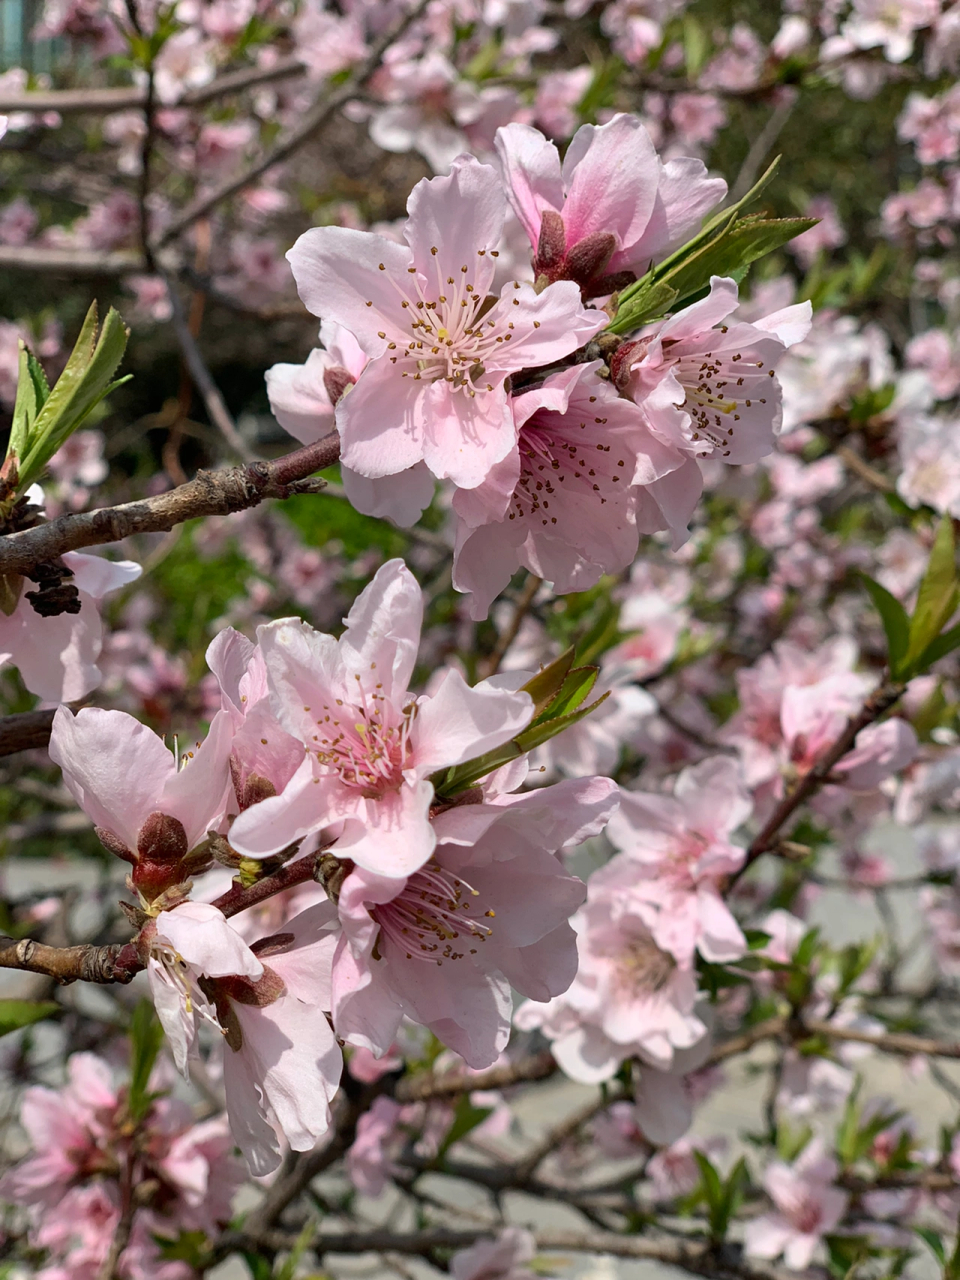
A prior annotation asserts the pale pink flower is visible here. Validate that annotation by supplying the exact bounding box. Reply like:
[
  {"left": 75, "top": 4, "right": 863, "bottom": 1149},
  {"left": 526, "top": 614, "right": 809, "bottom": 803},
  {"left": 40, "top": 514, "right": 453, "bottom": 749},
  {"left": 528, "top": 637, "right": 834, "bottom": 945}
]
[
  {"left": 745, "top": 1139, "right": 849, "bottom": 1270},
  {"left": 495, "top": 114, "right": 726, "bottom": 294},
  {"left": 516, "top": 886, "right": 707, "bottom": 1083},
  {"left": 450, "top": 1228, "right": 537, "bottom": 1280},
  {"left": 0, "top": 549, "right": 140, "bottom": 702},
  {"left": 331, "top": 777, "right": 615, "bottom": 1068},
  {"left": 49, "top": 703, "right": 233, "bottom": 901},
  {"left": 603, "top": 756, "right": 751, "bottom": 966},
  {"left": 669, "top": 93, "right": 726, "bottom": 148},
  {"left": 898, "top": 413, "right": 960, "bottom": 516},
  {"left": 228, "top": 559, "right": 534, "bottom": 879},
  {"left": 614, "top": 275, "right": 813, "bottom": 468},
  {"left": 148, "top": 899, "right": 343, "bottom": 1175},
  {"left": 345, "top": 1095, "right": 404, "bottom": 1195},
  {"left": 839, "top": 0, "right": 938, "bottom": 63},
  {"left": 906, "top": 328, "right": 960, "bottom": 400},
  {"left": 698, "top": 23, "right": 765, "bottom": 91},
  {"left": 287, "top": 156, "right": 605, "bottom": 490},
  {"left": 0, "top": 195, "right": 37, "bottom": 245},
  {"left": 533, "top": 66, "right": 592, "bottom": 139},
  {"left": 451, "top": 362, "right": 684, "bottom": 618}
]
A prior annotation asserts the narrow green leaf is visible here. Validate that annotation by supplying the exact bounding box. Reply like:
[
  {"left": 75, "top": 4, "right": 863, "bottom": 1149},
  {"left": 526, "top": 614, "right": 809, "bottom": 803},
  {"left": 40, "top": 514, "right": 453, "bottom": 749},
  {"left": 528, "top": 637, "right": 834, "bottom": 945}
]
[
  {"left": 917, "top": 620, "right": 960, "bottom": 670},
  {"left": 18, "top": 304, "right": 130, "bottom": 491},
  {"left": 607, "top": 280, "right": 679, "bottom": 334},
  {"left": 661, "top": 218, "right": 818, "bottom": 313},
  {"left": 8, "top": 344, "right": 39, "bottom": 466},
  {"left": 531, "top": 665, "right": 599, "bottom": 724},
  {"left": 861, "top": 574, "right": 910, "bottom": 674},
  {"left": 692, "top": 1150, "right": 724, "bottom": 1233},
  {"left": 514, "top": 691, "right": 610, "bottom": 754},
  {"left": 128, "top": 999, "right": 165, "bottom": 1122},
  {"left": 519, "top": 647, "right": 576, "bottom": 718},
  {"left": 905, "top": 517, "right": 959, "bottom": 670},
  {"left": 0, "top": 998, "right": 59, "bottom": 1038}
]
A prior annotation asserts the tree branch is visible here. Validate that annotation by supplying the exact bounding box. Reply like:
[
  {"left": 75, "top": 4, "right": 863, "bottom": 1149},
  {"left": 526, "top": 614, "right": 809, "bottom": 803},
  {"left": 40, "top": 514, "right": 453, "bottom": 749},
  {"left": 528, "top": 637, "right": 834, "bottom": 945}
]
[
  {"left": 0, "top": 57, "right": 308, "bottom": 114},
  {"left": 0, "top": 936, "right": 141, "bottom": 984},
  {"left": 0, "top": 434, "right": 341, "bottom": 575},
  {"left": 395, "top": 1050, "right": 556, "bottom": 1102},
  {"left": 0, "top": 708, "right": 56, "bottom": 756},
  {"left": 156, "top": 1, "right": 429, "bottom": 247}
]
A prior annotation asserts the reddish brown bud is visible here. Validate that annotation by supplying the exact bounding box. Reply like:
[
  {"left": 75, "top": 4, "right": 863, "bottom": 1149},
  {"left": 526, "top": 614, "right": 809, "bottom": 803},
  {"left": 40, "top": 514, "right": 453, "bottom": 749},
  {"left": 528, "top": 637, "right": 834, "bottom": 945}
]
[
  {"left": 323, "top": 366, "right": 356, "bottom": 407},
  {"left": 96, "top": 826, "right": 136, "bottom": 865},
  {"left": 563, "top": 231, "right": 617, "bottom": 286},
  {"left": 137, "top": 812, "right": 188, "bottom": 864},
  {"left": 608, "top": 338, "right": 646, "bottom": 389},
  {"left": 582, "top": 269, "right": 637, "bottom": 301},
  {"left": 241, "top": 772, "right": 277, "bottom": 811},
  {"left": 535, "top": 210, "right": 566, "bottom": 273}
]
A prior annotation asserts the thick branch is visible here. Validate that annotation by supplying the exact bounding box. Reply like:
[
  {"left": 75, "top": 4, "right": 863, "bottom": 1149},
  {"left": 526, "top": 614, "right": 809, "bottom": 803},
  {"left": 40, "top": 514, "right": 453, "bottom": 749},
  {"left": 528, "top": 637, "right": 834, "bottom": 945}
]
[
  {"left": 0, "top": 708, "right": 56, "bottom": 756},
  {"left": 0, "top": 936, "right": 141, "bottom": 984},
  {"left": 0, "top": 57, "right": 307, "bottom": 114},
  {"left": 157, "top": 1, "right": 428, "bottom": 246},
  {"left": 0, "top": 435, "right": 341, "bottom": 575},
  {"left": 738, "top": 680, "right": 906, "bottom": 876}
]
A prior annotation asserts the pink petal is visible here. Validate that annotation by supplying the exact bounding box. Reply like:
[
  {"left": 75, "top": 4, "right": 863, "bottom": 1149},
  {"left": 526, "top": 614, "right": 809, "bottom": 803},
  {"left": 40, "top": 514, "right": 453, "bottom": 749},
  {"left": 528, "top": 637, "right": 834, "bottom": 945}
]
[
  {"left": 659, "top": 275, "right": 740, "bottom": 343},
  {"left": 335, "top": 780, "right": 436, "bottom": 878},
  {"left": 48, "top": 705, "right": 176, "bottom": 851},
  {"left": 286, "top": 225, "right": 412, "bottom": 356},
  {"left": 156, "top": 902, "right": 263, "bottom": 979},
  {"left": 620, "top": 156, "right": 726, "bottom": 272},
  {"left": 265, "top": 349, "right": 335, "bottom": 445},
  {"left": 339, "top": 558, "right": 422, "bottom": 701},
  {"left": 452, "top": 518, "right": 527, "bottom": 620},
  {"left": 62, "top": 552, "right": 141, "bottom": 598},
  {"left": 410, "top": 668, "right": 532, "bottom": 773},
  {"left": 228, "top": 756, "right": 327, "bottom": 859},
  {"left": 561, "top": 114, "right": 659, "bottom": 252},
  {"left": 337, "top": 355, "right": 428, "bottom": 478},
  {"left": 494, "top": 121, "right": 564, "bottom": 247},
  {"left": 341, "top": 462, "right": 435, "bottom": 527},
  {"left": 404, "top": 154, "right": 504, "bottom": 294}
]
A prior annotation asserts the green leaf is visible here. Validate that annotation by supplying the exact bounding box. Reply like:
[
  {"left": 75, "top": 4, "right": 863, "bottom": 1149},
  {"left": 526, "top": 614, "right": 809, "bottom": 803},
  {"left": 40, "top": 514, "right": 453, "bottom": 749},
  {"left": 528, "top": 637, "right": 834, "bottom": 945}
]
[
  {"left": 682, "top": 15, "right": 709, "bottom": 78},
  {"left": 914, "top": 1228, "right": 946, "bottom": 1267},
  {"left": 861, "top": 575, "right": 910, "bottom": 674},
  {"left": 519, "top": 647, "right": 576, "bottom": 718},
  {"left": 608, "top": 279, "right": 678, "bottom": 333},
  {"left": 693, "top": 1149, "right": 723, "bottom": 1212},
  {"left": 905, "top": 517, "right": 959, "bottom": 672},
  {"left": 531, "top": 665, "right": 598, "bottom": 725},
  {"left": 0, "top": 998, "right": 59, "bottom": 1038},
  {"left": 17, "top": 302, "right": 130, "bottom": 493},
  {"left": 514, "top": 691, "right": 610, "bottom": 754},
  {"left": 8, "top": 343, "right": 48, "bottom": 468},
  {"left": 128, "top": 999, "right": 165, "bottom": 1122},
  {"left": 438, "top": 1093, "right": 493, "bottom": 1158},
  {"left": 917, "top": 620, "right": 960, "bottom": 670}
]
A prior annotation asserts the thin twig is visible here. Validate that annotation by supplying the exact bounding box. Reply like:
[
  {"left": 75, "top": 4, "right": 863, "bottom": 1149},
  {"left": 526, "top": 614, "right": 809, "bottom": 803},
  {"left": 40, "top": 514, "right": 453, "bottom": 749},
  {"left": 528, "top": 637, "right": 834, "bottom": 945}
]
[
  {"left": 157, "top": 1, "right": 430, "bottom": 247},
  {"left": 0, "top": 434, "right": 341, "bottom": 575},
  {"left": 0, "top": 57, "right": 308, "bottom": 114},
  {"left": 727, "top": 94, "right": 796, "bottom": 204},
  {"left": 161, "top": 271, "right": 253, "bottom": 459},
  {"left": 735, "top": 679, "right": 907, "bottom": 877},
  {"left": 395, "top": 1050, "right": 557, "bottom": 1103},
  {"left": 480, "top": 574, "right": 542, "bottom": 679}
]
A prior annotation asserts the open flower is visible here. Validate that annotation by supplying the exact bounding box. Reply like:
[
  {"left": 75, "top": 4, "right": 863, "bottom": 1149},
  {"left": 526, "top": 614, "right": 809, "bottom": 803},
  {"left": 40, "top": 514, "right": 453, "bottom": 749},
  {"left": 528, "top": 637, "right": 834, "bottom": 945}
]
[
  {"left": 451, "top": 361, "right": 684, "bottom": 619},
  {"left": 286, "top": 155, "right": 605, "bottom": 490},
  {"left": 228, "top": 559, "right": 534, "bottom": 879},
  {"left": 745, "top": 1139, "right": 849, "bottom": 1270},
  {"left": 614, "top": 275, "right": 813, "bottom": 467},
  {"left": 515, "top": 882, "right": 707, "bottom": 1083},
  {"left": 603, "top": 756, "right": 752, "bottom": 966},
  {"left": 330, "top": 776, "right": 617, "bottom": 1068},
  {"left": 495, "top": 114, "right": 727, "bottom": 295},
  {"left": 146, "top": 899, "right": 343, "bottom": 1175}
]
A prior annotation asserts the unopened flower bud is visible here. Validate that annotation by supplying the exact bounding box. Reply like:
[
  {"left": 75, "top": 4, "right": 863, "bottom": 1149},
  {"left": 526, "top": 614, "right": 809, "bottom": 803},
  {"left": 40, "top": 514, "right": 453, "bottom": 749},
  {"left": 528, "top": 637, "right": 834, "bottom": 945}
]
[
  {"left": 563, "top": 231, "right": 617, "bottom": 286},
  {"left": 608, "top": 337, "right": 648, "bottom": 389},
  {"left": 535, "top": 209, "right": 566, "bottom": 274},
  {"left": 137, "top": 812, "right": 188, "bottom": 865},
  {"left": 323, "top": 365, "right": 357, "bottom": 407}
]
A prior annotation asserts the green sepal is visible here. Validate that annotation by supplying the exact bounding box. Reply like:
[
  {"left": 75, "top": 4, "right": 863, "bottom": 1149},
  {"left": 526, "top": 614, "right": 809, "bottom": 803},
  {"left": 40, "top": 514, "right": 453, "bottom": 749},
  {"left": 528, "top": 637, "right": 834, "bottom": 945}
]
[
  {"left": 518, "top": 646, "right": 576, "bottom": 718},
  {"left": 8, "top": 342, "right": 49, "bottom": 468},
  {"left": 0, "top": 997, "right": 59, "bottom": 1038}
]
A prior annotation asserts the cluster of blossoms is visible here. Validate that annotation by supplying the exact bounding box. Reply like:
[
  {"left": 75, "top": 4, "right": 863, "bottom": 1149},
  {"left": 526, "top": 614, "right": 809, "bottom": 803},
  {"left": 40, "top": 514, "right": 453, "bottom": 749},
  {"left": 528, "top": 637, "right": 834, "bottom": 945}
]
[
  {"left": 47, "top": 560, "right": 616, "bottom": 1173},
  {"left": 269, "top": 114, "right": 810, "bottom": 616}
]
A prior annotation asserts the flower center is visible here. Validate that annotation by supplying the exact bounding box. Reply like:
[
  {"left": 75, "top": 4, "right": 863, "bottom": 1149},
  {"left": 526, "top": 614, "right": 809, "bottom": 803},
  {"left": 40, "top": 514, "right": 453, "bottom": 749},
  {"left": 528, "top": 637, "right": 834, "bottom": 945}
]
[
  {"left": 610, "top": 929, "right": 675, "bottom": 998},
  {"left": 507, "top": 410, "right": 628, "bottom": 527},
  {"left": 310, "top": 677, "right": 414, "bottom": 798},
  {"left": 372, "top": 862, "right": 494, "bottom": 964},
  {"left": 152, "top": 941, "right": 222, "bottom": 1032},
  {"left": 378, "top": 251, "right": 518, "bottom": 396},
  {"left": 667, "top": 334, "right": 776, "bottom": 457}
]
